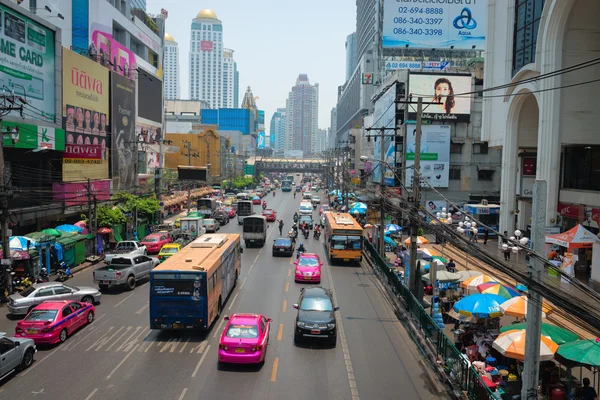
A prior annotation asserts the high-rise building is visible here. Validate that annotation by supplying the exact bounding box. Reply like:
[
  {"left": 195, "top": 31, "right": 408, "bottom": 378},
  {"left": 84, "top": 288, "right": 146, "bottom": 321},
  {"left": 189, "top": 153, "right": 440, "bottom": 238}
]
[
  {"left": 223, "top": 49, "right": 236, "bottom": 108},
  {"left": 233, "top": 64, "right": 240, "bottom": 108},
  {"left": 130, "top": 0, "right": 146, "bottom": 10},
  {"left": 314, "top": 128, "right": 328, "bottom": 155},
  {"left": 270, "top": 108, "right": 286, "bottom": 153},
  {"left": 189, "top": 9, "right": 223, "bottom": 108},
  {"left": 285, "top": 74, "right": 319, "bottom": 154},
  {"left": 345, "top": 33, "right": 357, "bottom": 82},
  {"left": 356, "top": 0, "right": 378, "bottom": 62},
  {"left": 330, "top": 107, "right": 337, "bottom": 148},
  {"left": 164, "top": 33, "right": 180, "bottom": 100}
]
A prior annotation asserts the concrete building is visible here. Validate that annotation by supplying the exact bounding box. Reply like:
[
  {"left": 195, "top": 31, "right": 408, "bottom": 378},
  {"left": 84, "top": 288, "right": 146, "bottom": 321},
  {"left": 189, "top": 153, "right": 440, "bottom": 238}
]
[
  {"left": 234, "top": 63, "right": 240, "bottom": 108},
  {"left": 164, "top": 128, "right": 224, "bottom": 178},
  {"left": 270, "top": 108, "right": 286, "bottom": 154},
  {"left": 223, "top": 49, "right": 238, "bottom": 108},
  {"left": 314, "top": 128, "right": 329, "bottom": 155},
  {"left": 165, "top": 100, "right": 210, "bottom": 133},
  {"left": 189, "top": 9, "right": 223, "bottom": 108},
  {"left": 164, "top": 33, "right": 180, "bottom": 100},
  {"left": 130, "top": 0, "right": 146, "bottom": 10},
  {"left": 345, "top": 32, "right": 357, "bottom": 82},
  {"left": 285, "top": 74, "right": 319, "bottom": 154},
  {"left": 330, "top": 107, "right": 337, "bottom": 148},
  {"left": 482, "top": 0, "right": 600, "bottom": 237}
]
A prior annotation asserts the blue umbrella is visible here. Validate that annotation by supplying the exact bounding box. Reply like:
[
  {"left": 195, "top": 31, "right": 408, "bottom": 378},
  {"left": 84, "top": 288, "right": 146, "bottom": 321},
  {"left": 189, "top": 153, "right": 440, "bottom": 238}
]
[
  {"left": 384, "top": 224, "right": 402, "bottom": 235},
  {"left": 56, "top": 224, "right": 83, "bottom": 233},
  {"left": 8, "top": 236, "right": 38, "bottom": 250},
  {"left": 453, "top": 294, "right": 506, "bottom": 318},
  {"left": 516, "top": 283, "right": 528, "bottom": 292},
  {"left": 384, "top": 236, "right": 398, "bottom": 248},
  {"left": 349, "top": 202, "right": 367, "bottom": 214}
]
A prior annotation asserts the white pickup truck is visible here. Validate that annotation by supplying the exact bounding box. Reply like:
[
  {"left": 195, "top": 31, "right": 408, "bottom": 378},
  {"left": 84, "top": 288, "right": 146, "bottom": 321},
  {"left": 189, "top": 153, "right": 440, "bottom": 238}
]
[
  {"left": 93, "top": 255, "right": 159, "bottom": 291},
  {"left": 104, "top": 241, "right": 147, "bottom": 264}
]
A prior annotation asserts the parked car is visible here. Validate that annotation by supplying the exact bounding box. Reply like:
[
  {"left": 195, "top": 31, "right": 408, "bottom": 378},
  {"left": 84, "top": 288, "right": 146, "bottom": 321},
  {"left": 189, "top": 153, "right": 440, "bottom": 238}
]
[
  {"left": 272, "top": 237, "right": 295, "bottom": 257},
  {"left": 15, "top": 301, "right": 95, "bottom": 345},
  {"left": 262, "top": 209, "right": 276, "bottom": 222},
  {"left": 293, "top": 287, "right": 338, "bottom": 347},
  {"left": 93, "top": 255, "right": 159, "bottom": 291},
  {"left": 0, "top": 333, "right": 36, "bottom": 381},
  {"left": 158, "top": 243, "right": 182, "bottom": 262},
  {"left": 7, "top": 282, "right": 101, "bottom": 316},
  {"left": 294, "top": 253, "right": 323, "bottom": 283},
  {"left": 203, "top": 218, "right": 220, "bottom": 233},
  {"left": 141, "top": 233, "right": 171, "bottom": 254},
  {"left": 104, "top": 241, "right": 147, "bottom": 264},
  {"left": 218, "top": 313, "right": 272, "bottom": 365}
]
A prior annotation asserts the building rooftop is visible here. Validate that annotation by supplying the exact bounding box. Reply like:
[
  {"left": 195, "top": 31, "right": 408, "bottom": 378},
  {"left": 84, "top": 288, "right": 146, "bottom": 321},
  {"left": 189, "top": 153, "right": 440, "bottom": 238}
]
[{"left": 195, "top": 9, "right": 218, "bottom": 20}]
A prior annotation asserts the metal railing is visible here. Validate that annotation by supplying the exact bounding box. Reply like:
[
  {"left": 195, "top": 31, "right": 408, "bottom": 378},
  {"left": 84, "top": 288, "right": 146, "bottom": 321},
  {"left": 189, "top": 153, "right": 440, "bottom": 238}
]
[{"left": 364, "top": 240, "right": 496, "bottom": 399}]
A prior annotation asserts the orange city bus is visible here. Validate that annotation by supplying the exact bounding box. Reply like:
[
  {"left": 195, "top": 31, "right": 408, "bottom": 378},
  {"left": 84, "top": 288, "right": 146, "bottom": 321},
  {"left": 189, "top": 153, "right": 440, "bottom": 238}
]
[
  {"left": 323, "top": 212, "right": 364, "bottom": 263},
  {"left": 149, "top": 233, "right": 242, "bottom": 330}
]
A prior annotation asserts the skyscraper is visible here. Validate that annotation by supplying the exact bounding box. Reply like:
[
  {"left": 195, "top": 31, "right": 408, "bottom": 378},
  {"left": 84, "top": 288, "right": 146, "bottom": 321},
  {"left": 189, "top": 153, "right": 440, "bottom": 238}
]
[
  {"left": 285, "top": 74, "right": 319, "bottom": 154},
  {"left": 189, "top": 9, "right": 223, "bottom": 108},
  {"left": 345, "top": 33, "right": 357, "bottom": 82},
  {"left": 164, "top": 33, "right": 180, "bottom": 100},
  {"left": 223, "top": 49, "right": 237, "bottom": 108},
  {"left": 356, "top": 0, "right": 378, "bottom": 62},
  {"left": 270, "top": 108, "right": 286, "bottom": 152},
  {"left": 130, "top": 0, "right": 146, "bottom": 10},
  {"left": 233, "top": 63, "right": 240, "bottom": 108},
  {"left": 314, "top": 128, "right": 328, "bottom": 154}
]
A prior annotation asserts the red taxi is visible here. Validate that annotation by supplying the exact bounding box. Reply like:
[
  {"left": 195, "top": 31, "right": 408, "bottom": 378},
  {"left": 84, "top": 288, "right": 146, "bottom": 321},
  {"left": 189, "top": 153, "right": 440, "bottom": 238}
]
[
  {"left": 294, "top": 253, "right": 323, "bottom": 283},
  {"left": 262, "top": 209, "right": 276, "bottom": 222},
  {"left": 141, "top": 233, "right": 171, "bottom": 254},
  {"left": 223, "top": 206, "right": 236, "bottom": 218},
  {"left": 218, "top": 313, "right": 272, "bottom": 365}
]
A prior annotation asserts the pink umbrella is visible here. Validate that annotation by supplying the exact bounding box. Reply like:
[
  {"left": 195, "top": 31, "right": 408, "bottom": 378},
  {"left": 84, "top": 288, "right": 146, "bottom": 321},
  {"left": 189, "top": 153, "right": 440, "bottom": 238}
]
[{"left": 74, "top": 221, "right": 89, "bottom": 234}]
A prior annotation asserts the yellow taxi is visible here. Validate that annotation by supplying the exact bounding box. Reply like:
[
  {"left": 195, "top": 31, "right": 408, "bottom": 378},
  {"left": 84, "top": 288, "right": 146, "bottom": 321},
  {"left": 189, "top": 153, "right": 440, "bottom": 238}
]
[{"left": 158, "top": 243, "right": 182, "bottom": 262}]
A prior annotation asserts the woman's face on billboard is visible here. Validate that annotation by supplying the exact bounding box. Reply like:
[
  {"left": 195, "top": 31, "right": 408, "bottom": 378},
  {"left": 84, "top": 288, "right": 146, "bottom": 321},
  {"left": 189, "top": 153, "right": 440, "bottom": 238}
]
[{"left": 435, "top": 82, "right": 451, "bottom": 98}]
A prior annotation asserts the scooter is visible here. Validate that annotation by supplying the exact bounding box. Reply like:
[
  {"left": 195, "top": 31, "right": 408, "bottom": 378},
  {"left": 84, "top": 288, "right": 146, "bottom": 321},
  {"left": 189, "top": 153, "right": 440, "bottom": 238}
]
[
  {"left": 296, "top": 248, "right": 305, "bottom": 259},
  {"left": 313, "top": 230, "right": 321, "bottom": 240},
  {"left": 262, "top": 202, "right": 267, "bottom": 210},
  {"left": 56, "top": 262, "right": 73, "bottom": 282},
  {"left": 303, "top": 228, "right": 310, "bottom": 240},
  {"left": 288, "top": 229, "right": 297, "bottom": 243},
  {"left": 36, "top": 268, "right": 49, "bottom": 283}
]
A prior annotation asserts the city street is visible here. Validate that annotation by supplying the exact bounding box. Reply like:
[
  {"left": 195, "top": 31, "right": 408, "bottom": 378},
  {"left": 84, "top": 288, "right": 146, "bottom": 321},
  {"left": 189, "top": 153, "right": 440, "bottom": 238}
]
[{"left": 0, "top": 188, "right": 442, "bottom": 400}]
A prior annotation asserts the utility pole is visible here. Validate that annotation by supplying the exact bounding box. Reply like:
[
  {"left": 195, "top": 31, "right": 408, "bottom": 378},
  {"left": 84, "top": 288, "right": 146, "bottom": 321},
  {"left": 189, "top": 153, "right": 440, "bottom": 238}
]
[
  {"left": 84, "top": 178, "right": 98, "bottom": 256},
  {"left": 0, "top": 126, "right": 11, "bottom": 294},
  {"left": 521, "top": 180, "right": 547, "bottom": 400},
  {"left": 181, "top": 140, "right": 199, "bottom": 211},
  {"left": 379, "top": 128, "right": 385, "bottom": 258},
  {"left": 408, "top": 97, "right": 423, "bottom": 297}
]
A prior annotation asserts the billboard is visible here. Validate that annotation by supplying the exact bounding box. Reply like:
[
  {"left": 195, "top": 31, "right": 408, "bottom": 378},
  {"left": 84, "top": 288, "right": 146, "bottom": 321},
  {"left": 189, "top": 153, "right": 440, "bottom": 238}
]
[
  {"left": 1, "top": 121, "right": 64, "bottom": 151},
  {"left": 385, "top": 61, "right": 451, "bottom": 71},
  {"left": 382, "top": 1, "right": 487, "bottom": 50},
  {"left": 0, "top": 4, "right": 56, "bottom": 121},
  {"left": 372, "top": 83, "right": 397, "bottom": 186},
  {"left": 404, "top": 125, "right": 451, "bottom": 188},
  {"left": 90, "top": 31, "right": 136, "bottom": 79},
  {"left": 111, "top": 72, "right": 136, "bottom": 192},
  {"left": 138, "top": 69, "right": 163, "bottom": 123},
  {"left": 408, "top": 73, "right": 472, "bottom": 122},
  {"left": 257, "top": 131, "right": 265, "bottom": 149},
  {"left": 62, "top": 49, "right": 109, "bottom": 181},
  {"left": 52, "top": 179, "right": 111, "bottom": 207}
]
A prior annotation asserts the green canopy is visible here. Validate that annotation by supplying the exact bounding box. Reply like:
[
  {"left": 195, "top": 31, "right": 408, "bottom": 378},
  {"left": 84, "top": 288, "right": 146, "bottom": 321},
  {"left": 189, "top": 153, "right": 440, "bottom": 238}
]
[
  {"left": 25, "top": 232, "right": 56, "bottom": 243},
  {"left": 432, "top": 256, "right": 448, "bottom": 264},
  {"left": 556, "top": 339, "right": 600, "bottom": 368},
  {"left": 41, "top": 228, "right": 62, "bottom": 237},
  {"left": 500, "top": 323, "right": 579, "bottom": 345}
]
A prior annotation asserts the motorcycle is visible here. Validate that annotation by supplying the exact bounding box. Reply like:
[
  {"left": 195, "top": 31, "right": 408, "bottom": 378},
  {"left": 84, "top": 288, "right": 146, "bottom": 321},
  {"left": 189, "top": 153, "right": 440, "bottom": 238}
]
[
  {"left": 288, "top": 229, "right": 297, "bottom": 243},
  {"left": 303, "top": 228, "right": 310, "bottom": 239},
  {"left": 56, "top": 262, "right": 73, "bottom": 282},
  {"left": 313, "top": 203, "right": 317, "bottom": 210},
  {"left": 36, "top": 268, "right": 50, "bottom": 283},
  {"left": 293, "top": 214, "right": 299, "bottom": 223},
  {"left": 296, "top": 248, "right": 305, "bottom": 259},
  {"left": 313, "top": 230, "right": 321, "bottom": 240},
  {"left": 273, "top": 191, "right": 276, "bottom": 197},
  {"left": 262, "top": 202, "right": 267, "bottom": 210}
]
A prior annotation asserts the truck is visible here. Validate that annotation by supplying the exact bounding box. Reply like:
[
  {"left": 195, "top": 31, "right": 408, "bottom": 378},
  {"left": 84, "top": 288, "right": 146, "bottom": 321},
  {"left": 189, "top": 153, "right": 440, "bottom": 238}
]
[
  {"left": 242, "top": 216, "right": 268, "bottom": 247},
  {"left": 104, "top": 241, "right": 147, "bottom": 264},
  {"left": 237, "top": 200, "right": 254, "bottom": 225},
  {"left": 93, "top": 255, "right": 159, "bottom": 291},
  {"left": 179, "top": 214, "right": 206, "bottom": 237}
]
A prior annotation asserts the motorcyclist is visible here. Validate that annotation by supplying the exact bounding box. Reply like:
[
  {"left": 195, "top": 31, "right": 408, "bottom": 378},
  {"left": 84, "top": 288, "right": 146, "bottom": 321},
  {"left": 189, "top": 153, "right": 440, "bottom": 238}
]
[
  {"left": 273, "top": 191, "right": 276, "bottom": 197},
  {"left": 298, "top": 242, "right": 306, "bottom": 254},
  {"left": 293, "top": 212, "right": 299, "bottom": 223},
  {"left": 313, "top": 225, "right": 321, "bottom": 239},
  {"left": 262, "top": 200, "right": 267, "bottom": 210}
]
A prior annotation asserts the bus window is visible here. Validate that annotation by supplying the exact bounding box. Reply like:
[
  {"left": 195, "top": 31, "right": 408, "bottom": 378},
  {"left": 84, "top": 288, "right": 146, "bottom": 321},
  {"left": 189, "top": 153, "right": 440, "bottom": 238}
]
[{"left": 331, "top": 235, "right": 362, "bottom": 250}]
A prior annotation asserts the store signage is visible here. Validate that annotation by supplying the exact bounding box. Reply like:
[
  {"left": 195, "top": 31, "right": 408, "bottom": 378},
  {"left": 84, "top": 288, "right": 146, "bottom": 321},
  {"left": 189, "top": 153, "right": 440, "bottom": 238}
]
[
  {"left": 53, "top": 179, "right": 110, "bottom": 206},
  {"left": 64, "top": 144, "right": 103, "bottom": 159}
]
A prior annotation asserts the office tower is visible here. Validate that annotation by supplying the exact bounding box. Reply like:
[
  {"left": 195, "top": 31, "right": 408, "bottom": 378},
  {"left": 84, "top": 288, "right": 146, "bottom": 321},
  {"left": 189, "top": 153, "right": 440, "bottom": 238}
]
[
  {"left": 164, "top": 33, "right": 180, "bottom": 99},
  {"left": 223, "top": 49, "right": 237, "bottom": 108},
  {"left": 285, "top": 74, "right": 319, "bottom": 154},
  {"left": 345, "top": 32, "right": 357, "bottom": 82}
]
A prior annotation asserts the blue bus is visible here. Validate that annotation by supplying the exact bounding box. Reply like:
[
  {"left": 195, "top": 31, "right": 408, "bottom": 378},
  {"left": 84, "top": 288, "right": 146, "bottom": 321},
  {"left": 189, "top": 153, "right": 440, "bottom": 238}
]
[
  {"left": 149, "top": 233, "right": 242, "bottom": 330},
  {"left": 281, "top": 180, "right": 293, "bottom": 192}
]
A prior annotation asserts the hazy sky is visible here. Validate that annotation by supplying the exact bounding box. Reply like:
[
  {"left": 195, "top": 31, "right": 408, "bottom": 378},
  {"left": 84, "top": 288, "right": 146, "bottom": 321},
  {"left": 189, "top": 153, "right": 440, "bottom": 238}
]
[{"left": 147, "top": 0, "right": 356, "bottom": 129}]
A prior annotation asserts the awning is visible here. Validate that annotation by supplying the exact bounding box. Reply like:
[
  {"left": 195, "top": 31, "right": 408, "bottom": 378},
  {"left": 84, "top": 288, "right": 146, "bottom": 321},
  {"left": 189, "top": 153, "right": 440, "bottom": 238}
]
[{"left": 545, "top": 224, "right": 599, "bottom": 249}]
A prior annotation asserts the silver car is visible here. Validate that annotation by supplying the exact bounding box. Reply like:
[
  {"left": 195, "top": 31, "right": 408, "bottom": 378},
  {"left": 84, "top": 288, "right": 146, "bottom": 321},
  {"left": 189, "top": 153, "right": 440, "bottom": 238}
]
[
  {"left": 0, "top": 333, "right": 36, "bottom": 381},
  {"left": 203, "top": 218, "right": 220, "bottom": 233},
  {"left": 8, "top": 282, "right": 102, "bottom": 316}
]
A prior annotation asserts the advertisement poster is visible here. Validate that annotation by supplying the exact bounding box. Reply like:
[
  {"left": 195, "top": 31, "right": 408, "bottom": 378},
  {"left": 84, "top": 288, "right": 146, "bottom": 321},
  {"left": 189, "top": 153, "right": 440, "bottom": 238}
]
[
  {"left": 405, "top": 125, "right": 451, "bottom": 188},
  {"left": 257, "top": 131, "right": 265, "bottom": 149},
  {"left": 382, "top": 0, "right": 487, "bottom": 50},
  {"left": 1, "top": 121, "right": 64, "bottom": 151},
  {"left": 372, "top": 83, "right": 397, "bottom": 186},
  {"left": 0, "top": 4, "right": 56, "bottom": 121},
  {"left": 52, "top": 179, "right": 110, "bottom": 206},
  {"left": 408, "top": 73, "right": 472, "bottom": 122},
  {"left": 62, "top": 49, "right": 109, "bottom": 182},
  {"left": 90, "top": 30, "right": 136, "bottom": 79},
  {"left": 111, "top": 72, "right": 136, "bottom": 192},
  {"left": 137, "top": 69, "right": 163, "bottom": 123}
]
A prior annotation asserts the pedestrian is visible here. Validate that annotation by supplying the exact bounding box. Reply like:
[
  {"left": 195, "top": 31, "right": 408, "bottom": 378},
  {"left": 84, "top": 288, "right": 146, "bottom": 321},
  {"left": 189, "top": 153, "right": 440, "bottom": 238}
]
[
  {"left": 502, "top": 231, "right": 511, "bottom": 261},
  {"left": 446, "top": 258, "right": 456, "bottom": 273},
  {"left": 582, "top": 377, "right": 598, "bottom": 400},
  {"left": 483, "top": 228, "right": 489, "bottom": 245},
  {"left": 278, "top": 219, "right": 284, "bottom": 236}
]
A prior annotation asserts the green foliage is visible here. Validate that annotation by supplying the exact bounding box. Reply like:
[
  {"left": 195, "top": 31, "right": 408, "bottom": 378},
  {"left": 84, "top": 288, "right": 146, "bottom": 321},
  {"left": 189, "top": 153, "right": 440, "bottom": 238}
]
[
  {"left": 417, "top": 227, "right": 424, "bottom": 236},
  {"left": 230, "top": 176, "right": 254, "bottom": 189},
  {"left": 114, "top": 192, "right": 160, "bottom": 218},
  {"left": 97, "top": 206, "right": 126, "bottom": 227}
]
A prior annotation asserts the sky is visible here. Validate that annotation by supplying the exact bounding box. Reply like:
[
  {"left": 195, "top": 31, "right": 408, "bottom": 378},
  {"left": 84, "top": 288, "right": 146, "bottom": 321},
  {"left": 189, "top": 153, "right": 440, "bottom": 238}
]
[{"left": 146, "top": 0, "right": 356, "bottom": 130}]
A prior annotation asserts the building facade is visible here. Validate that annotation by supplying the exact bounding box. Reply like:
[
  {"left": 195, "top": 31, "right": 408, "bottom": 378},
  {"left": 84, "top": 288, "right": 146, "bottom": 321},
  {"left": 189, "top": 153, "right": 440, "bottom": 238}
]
[
  {"left": 270, "top": 108, "right": 287, "bottom": 154},
  {"left": 345, "top": 32, "right": 357, "bottom": 82},
  {"left": 223, "top": 49, "right": 237, "bottom": 108},
  {"left": 285, "top": 74, "right": 319, "bottom": 155},
  {"left": 189, "top": 9, "right": 223, "bottom": 108},
  {"left": 164, "top": 33, "right": 180, "bottom": 99},
  {"left": 482, "top": 0, "right": 600, "bottom": 237}
]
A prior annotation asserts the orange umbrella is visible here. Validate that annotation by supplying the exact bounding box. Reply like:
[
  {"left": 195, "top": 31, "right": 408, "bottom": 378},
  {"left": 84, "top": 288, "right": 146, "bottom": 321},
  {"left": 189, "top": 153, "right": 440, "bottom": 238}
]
[
  {"left": 492, "top": 330, "right": 558, "bottom": 361},
  {"left": 460, "top": 274, "right": 497, "bottom": 290},
  {"left": 403, "top": 236, "right": 429, "bottom": 246},
  {"left": 499, "top": 295, "right": 551, "bottom": 318}
]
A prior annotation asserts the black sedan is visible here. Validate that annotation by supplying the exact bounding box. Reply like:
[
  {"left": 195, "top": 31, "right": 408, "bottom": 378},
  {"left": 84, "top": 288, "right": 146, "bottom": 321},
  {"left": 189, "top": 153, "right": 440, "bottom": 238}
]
[
  {"left": 293, "top": 287, "right": 338, "bottom": 347},
  {"left": 298, "top": 215, "right": 314, "bottom": 229},
  {"left": 272, "top": 237, "right": 295, "bottom": 257}
]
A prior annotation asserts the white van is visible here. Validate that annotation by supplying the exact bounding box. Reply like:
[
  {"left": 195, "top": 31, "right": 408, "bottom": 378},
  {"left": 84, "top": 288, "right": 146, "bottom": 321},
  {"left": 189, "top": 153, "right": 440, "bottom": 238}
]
[
  {"left": 236, "top": 192, "right": 250, "bottom": 201},
  {"left": 298, "top": 201, "right": 313, "bottom": 216}
]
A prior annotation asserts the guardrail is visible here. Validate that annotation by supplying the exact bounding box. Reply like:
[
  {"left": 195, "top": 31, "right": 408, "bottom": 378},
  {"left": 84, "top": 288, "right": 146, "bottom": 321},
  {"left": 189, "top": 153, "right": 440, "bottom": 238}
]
[{"left": 363, "top": 240, "right": 495, "bottom": 399}]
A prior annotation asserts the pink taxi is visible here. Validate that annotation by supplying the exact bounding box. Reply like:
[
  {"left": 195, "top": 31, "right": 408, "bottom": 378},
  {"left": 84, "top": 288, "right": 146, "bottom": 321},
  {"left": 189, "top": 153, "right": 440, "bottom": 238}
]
[
  {"left": 218, "top": 313, "right": 271, "bottom": 365},
  {"left": 294, "top": 253, "right": 323, "bottom": 283},
  {"left": 15, "top": 301, "right": 95, "bottom": 345}
]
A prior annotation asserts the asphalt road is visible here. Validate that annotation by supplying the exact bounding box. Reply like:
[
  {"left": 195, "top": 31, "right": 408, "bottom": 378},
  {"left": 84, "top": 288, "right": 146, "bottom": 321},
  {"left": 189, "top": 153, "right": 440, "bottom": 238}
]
[{"left": 0, "top": 183, "right": 443, "bottom": 400}]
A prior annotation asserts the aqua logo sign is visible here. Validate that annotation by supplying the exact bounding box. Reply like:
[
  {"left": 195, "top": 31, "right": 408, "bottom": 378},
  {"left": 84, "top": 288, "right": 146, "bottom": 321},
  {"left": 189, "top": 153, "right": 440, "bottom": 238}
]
[{"left": 453, "top": 7, "right": 477, "bottom": 30}]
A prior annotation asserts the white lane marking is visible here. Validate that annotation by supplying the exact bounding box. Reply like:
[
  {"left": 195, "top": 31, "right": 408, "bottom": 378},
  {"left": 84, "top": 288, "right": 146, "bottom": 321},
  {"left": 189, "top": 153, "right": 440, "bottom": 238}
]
[
  {"left": 325, "top": 261, "right": 360, "bottom": 400},
  {"left": 61, "top": 313, "right": 107, "bottom": 351},
  {"left": 114, "top": 293, "right": 136, "bottom": 308},
  {"left": 20, "top": 346, "right": 61, "bottom": 376},
  {"left": 227, "top": 292, "right": 239, "bottom": 311},
  {"left": 177, "top": 388, "right": 188, "bottom": 400},
  {"left": 179, "top": 338, "right": 190, "bottom": 353},
  {"left": 213, "top": 318, "right": 226, "bottom": 338},
  {"left": 248, "top": 264, "right": 254, "bottom": 274},
  {"left": 239, "top": 277, "right": 247, "bottom": 289},
  {"left": 104, "top": 326, "right": 132, "bottom": 352},
  {"left": 88, "top": 327, "right": 122, "bottom": 352},
  {"left": 84, "top": 388, "right": 98, "bottom": 400},
  {"left": 253, "top": 254, "right": 260, "bottom": 264},
  {"left": 135, "top": 302, "right": 149, "bottom": 314},
  {"left": 106, "top": 343, "right": 140, "bottom": 379},
  {"left": 191, "top": 344, "right": 211, "bottom": 378}
]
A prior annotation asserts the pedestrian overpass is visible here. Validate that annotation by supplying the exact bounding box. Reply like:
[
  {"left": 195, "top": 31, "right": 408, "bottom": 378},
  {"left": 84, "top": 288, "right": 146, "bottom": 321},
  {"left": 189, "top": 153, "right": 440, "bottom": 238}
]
[{"left": 247, "top": 157, "right": 327, "bottom": 174}]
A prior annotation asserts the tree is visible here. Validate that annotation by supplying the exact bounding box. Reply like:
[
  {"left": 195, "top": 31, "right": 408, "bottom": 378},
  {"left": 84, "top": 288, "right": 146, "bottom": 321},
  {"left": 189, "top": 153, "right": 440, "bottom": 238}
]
[
  {"left": 96, "top": 206, "right": 126, "bottom": 227},
  {"left": 114, "top": 192, "right": 160, "bottom": 219}
]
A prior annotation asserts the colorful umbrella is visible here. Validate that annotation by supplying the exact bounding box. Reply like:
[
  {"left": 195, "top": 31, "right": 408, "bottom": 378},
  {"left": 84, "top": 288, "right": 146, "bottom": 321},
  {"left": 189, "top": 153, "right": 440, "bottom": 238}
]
[
  {"left": 97, "top": 227, "right": 112, "bottom": 235},
  {"left": 460, "top": 274, "right": 497, "bottom": 290},
  {"left": 421, "top": 270, "right": 461, "bottom": 284},
  {"left": 349, "top": 202, "right": 367, "bottom": 214},
  {"left": 41, "top": 228, "right": 62, "bottom": 237},
  {"left": 500, "top": 323, "right": 579, "bottom": 345},
  {"left": 403, "top": 236, "right": 429, "bottom": 245},
  {"left": 515, "top": 283, "right": 528, "bottom": 292},
  {"left": 493, "top": 329, "right": 559, "bottom": 361},
  {"left": 457, "top": 270, "right": 483, "bottom": 282},
  {"left": 477, "top": 283, "right": 520, "bottom": 299},
  {"left": 555, "top": 339, "right": 600, "bottom": 368},
  {"left": 432, "top": 256, "right": 448, "bottom": 264},
  {"left": 384, "top": 224, "right": 402, "bottom": 235},
  {"left": 8, "top": 236, "right": 38, "bottom": 250},
  {"left": 499, "top": 295, "right": 551, "bottom": 318},
  {"left": 56, "top": 224, "right": 83, "bottom": 233},
  {"left": 453, "top": 294, "right": 506, "bottom": 318},
  {"left": 384, "top": 236, "right": 398, "bottom": 248}
]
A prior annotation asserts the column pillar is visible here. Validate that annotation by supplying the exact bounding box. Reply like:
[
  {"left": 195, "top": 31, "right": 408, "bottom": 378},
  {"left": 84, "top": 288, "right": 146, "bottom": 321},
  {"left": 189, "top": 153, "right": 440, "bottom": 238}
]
[{"left": 499, "top": 127, "right": 518, "bottom": 243}]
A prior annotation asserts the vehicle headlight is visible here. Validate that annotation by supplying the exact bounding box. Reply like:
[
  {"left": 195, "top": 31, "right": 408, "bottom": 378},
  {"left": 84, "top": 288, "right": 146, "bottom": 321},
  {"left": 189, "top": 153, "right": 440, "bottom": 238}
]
[
  {"left": 327, "top": 323, "right": 336, "bottom": 329},
  {"left": 297, "top": 321, "right": 306, "bottom": 328}
]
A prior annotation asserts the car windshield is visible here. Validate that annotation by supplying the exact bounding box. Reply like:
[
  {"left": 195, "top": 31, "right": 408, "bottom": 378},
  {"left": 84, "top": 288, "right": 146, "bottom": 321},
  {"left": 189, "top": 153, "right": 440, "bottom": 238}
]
[
  {"left": 25, "top": 309, "right": 58, "bottom": 321},
  {"left": 143, "top": 237, "right": 159, "bottom": 242},
  {"left": 19, "top": 286, "right": 36, "bottom": 297},
  {"left": 263, "top": 210, "right": 273, "bottom": 214},
  {"left": 300, "top": 297, "right": 333, "bottom": 312},
  {"left": 203, "top": 220, "right": 215, "bottom": 225},
  {"left": 274, "top": 239, "right": 291, "bottom": 246},
  {"left": 224, "top": 207, "right": 233, "bottom": 211},
  {"left": 299, "top": 206, "right": 311, "bottom": 211},
  {"left": 298, "top": 257, "right": 319, "bottom": 267},
  {"left": 226, "top": 324, "right": 259, "bottom": 338},
  {"left": 161, "top": 247, "right": 179, "bottom": 254}
]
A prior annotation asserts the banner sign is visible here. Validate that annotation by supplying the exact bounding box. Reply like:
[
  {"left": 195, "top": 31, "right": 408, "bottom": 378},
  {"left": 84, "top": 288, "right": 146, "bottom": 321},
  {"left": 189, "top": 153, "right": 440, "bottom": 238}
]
[
  {"left": 386, "top": 61, "right": 452, "bottom": 71},
  {"left": 405, "top": 125, "right": 451, "bottom": 188},
  {"left": 53, "top": 179, "right": 111, "bottom": 206}
]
